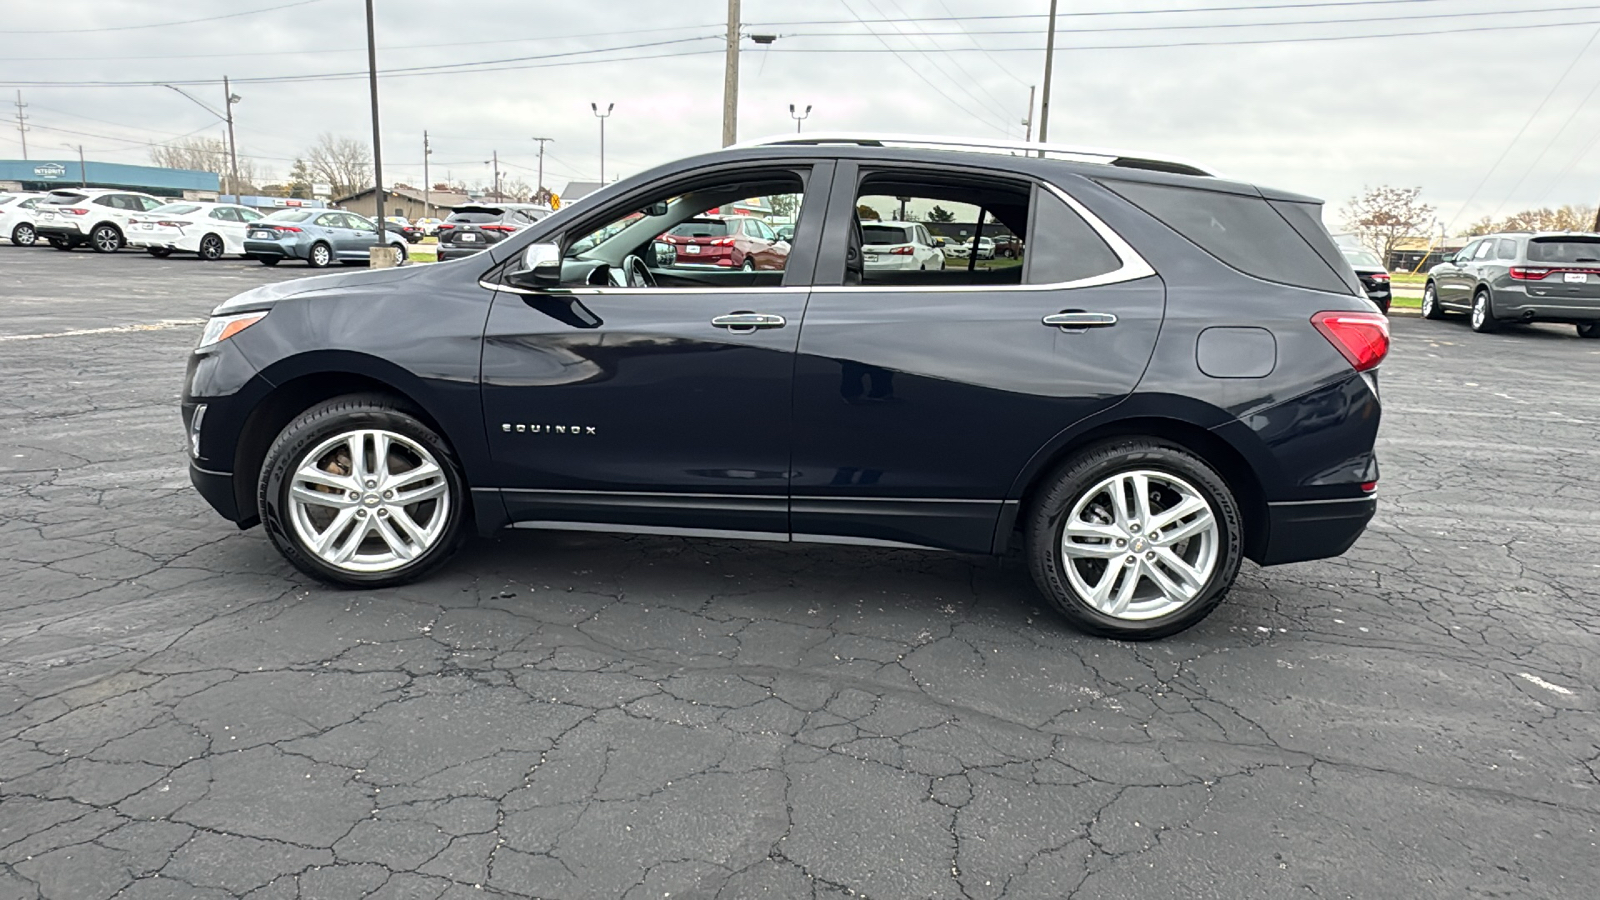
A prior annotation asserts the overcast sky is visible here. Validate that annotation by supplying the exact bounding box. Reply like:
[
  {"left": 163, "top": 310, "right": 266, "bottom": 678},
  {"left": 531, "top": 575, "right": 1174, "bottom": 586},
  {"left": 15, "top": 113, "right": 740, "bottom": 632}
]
[{"left": 2, "top": 0, "right": 1598, "bottom": 233}]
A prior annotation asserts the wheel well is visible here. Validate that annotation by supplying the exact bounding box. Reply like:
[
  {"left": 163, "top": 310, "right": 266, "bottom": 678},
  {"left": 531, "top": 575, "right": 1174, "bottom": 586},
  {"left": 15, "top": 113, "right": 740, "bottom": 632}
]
[
  {"left": 1016, "top": 417, "right": 1270, "bottom": 562},
  {"left": 230, "top": 372, "right": 445, "bottom": 526}
]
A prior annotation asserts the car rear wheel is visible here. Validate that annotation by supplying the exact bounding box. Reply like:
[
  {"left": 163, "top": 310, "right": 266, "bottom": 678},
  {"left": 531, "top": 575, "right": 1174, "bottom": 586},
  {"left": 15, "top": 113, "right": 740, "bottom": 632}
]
[
  {"left": 390, "top": 243, "right": 406, "bottom": 266},
  {"left": 91, "top": 224, "right": 123, "bottom": 253},
  {"left": 1026, "top": 439, "right": 1243, "bottom": 640},
  {"left": 198, "top": 234, "right": 226, "bottom": 260},
  {"left": 10, "top": 222, "right": 36, "bottom": 246},
  {"left": 258, "top": 394, "right": 467, "bottom": 588},
  {"left": 1420, "top": 283, "right": 1445, "bottom": 319},
  {"left": 1470, "top": 290, "right": 1499, "bottom": 333},
  {"left": 740, "top": 258, "right": 754, "bottom": 272},
  {"left": 307, "top": 242, "right": 333, "bottom": 268},
  {"left": 146, "top": 247, "right": 173, "bottom": 258},
  {"left": 1578, "top": 322, "right": 1600, "bottom": 339}
]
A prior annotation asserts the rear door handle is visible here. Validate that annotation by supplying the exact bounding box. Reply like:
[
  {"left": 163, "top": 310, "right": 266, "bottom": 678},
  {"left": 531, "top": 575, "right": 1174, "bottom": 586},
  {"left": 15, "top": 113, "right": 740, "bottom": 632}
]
[
  {"left": 711, "top": 312, "right": 787, "bottom": 333},
  {"left": 1043, "top": 311, "right": 1118, "bottom": 330}
]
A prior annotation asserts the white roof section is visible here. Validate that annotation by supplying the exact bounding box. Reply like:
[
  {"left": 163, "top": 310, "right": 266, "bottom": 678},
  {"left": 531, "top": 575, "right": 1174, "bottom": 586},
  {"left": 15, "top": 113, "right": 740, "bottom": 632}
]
[{"left": 733, "top": 132, "right": 1219, "bottom": 178}]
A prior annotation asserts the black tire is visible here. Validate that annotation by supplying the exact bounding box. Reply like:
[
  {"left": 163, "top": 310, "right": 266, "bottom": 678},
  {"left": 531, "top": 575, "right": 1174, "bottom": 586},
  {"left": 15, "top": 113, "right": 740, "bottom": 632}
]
[
  {"left": 740, "top": 258, "right": 754, "bottom": 272},
  {"left": 307, "top": 241, "right": 333, "bottom": 268},
  {"left": 1421, "top": 282, "right": 1445, "bottom": 319},
  {"left": 257, "top": 256, "right": 281, "bottom": 267},
  {"left": 146, "top": 247, "right": 173, "bottom": 258},
  {"left": 258, "top": 393, "right": 469, "bottom": 588},
  {"left": 198, "top": 233, "right": 226, "bottom": 260},
  {"left": 49, "top": 237, "right": 73, "bottom": 251},
  {"left": 10, "top": 222, "right": 36, "bottom": 246},
  {"left": 1470, "top": 289, "right": 1499, "bottom": 333},
  {"left": 390, "top": 243, "right": 407, "bottom": 266},
  {"left": 1578, "top": 322, "right": 1600, "bottom": 339},
  {"left": 1025, "top": 439, "right": 1244, "bottom": 640},
  {"left": 90, "top": 223, "right": 123, "bottom": 253}
]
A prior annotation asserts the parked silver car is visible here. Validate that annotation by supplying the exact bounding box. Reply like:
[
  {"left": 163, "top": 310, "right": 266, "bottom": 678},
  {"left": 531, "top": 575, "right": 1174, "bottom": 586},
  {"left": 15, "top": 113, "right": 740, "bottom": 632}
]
[{"left": 242, "top": 209, "right": 407, "bottom": 268}]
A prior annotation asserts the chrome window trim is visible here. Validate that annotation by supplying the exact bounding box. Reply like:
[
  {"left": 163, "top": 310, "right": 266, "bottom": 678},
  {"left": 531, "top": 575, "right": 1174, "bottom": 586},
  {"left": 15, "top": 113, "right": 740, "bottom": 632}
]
[{"left": 481, "top": 180, "right": 1154, "bottom": 297}]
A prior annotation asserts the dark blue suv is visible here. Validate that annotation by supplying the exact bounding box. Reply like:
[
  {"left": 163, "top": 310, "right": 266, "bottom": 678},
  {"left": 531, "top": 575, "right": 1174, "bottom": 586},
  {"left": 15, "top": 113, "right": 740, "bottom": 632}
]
[{"left": 182, "top": 135, "right": 1387, "bottom": 639}]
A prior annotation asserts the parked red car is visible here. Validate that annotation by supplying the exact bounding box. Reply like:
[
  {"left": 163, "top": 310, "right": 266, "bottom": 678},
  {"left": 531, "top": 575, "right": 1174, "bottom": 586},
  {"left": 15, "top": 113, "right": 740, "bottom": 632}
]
[{"left": 657, "top": 215, "right": 789, "bottom": 270}]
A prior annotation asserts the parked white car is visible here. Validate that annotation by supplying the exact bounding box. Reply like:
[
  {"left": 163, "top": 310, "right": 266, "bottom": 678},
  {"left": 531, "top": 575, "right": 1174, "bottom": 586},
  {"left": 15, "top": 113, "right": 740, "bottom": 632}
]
[
  {"left": 124, "top": 201, "right": 267, "bottom": 260},
  {"left": 415, "top": 216, "right": 443, "bottom": 235},
  {"left": 861, "top": 221, "right": 945, "bottom": 271},
  {"left": 0, "top": 192, "right": 47, "bottom": 246},
  {"left": 33, "top": 188, "right": 167, "bottom": 252}
]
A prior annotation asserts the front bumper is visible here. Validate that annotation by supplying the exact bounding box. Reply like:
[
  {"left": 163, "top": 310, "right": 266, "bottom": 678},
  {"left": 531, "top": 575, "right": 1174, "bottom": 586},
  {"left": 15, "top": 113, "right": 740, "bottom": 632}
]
[
  {"left": 1257, "top": 496, "right": 1376, "bottom": 565},
  {"left": 190, "top": 462, "right": 242, "bottom": 523}
]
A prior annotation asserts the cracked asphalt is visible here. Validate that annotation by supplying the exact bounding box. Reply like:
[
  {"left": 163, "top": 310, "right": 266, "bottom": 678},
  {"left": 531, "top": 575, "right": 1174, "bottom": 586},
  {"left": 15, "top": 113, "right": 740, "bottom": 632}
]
[{"left": 2, "top": 248, "right": 1597, "bottom": 899}]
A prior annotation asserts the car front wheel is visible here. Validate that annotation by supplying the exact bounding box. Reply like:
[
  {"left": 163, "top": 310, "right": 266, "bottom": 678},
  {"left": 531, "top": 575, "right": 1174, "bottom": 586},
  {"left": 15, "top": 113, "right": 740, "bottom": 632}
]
[
  {"left": 1578, "top": 322, "right": 1600, "bottom": 339},
  {"left": 198, "top": 234, "right": 226, "bottom": 260},
  {"left": 258, "top": 394, "right": 467, "bottom": 587},
  {"left": 1026, "top": 439, "right": 1243, "bottom": 639},
  {"left": 1421, "top": 283, "right": 1444, "bottom": 319},
  {"left": 307, "top": 242, "right": 333, "bottom": 268},
  {"left": 1470, "top": 290, "right": 1499, "bottom": 333},
  {"left": 11, "top": 222, "right": 36, "bottom": 246}
]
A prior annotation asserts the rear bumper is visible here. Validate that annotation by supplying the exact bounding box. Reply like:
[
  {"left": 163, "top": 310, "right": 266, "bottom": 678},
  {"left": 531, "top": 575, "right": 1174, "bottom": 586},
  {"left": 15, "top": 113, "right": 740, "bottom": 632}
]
[
  {"left": 1495, "top": 290, "right": 1600, "bottom": 322},
  {"left": 436, "top": 243, "right": 493, "bottom": 260},
  {"left": 1257, "top": 496, "right": 1376, "bottom": 565},
  {"left": 242, "top": 240, "right": 295, "bottom": 259},
  {"left": 36, "top": 222, "right": 89, "bottom": 239}
]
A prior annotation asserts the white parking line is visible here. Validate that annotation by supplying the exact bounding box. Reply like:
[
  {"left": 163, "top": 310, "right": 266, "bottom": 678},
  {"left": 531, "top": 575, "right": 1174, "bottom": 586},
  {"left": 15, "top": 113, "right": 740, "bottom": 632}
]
[
  {"left": 1518, "top": 673, "right": 1574, "bottom": 696},
  {"left": 0, "top": 319, "right": 204, "bottom": 342}
]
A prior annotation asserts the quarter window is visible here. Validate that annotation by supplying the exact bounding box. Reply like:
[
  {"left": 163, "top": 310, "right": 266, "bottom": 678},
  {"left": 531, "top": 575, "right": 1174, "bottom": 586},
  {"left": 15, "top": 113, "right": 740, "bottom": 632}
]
[{"left": 1496, "top": 238, "right": 1517, "bottom": 260}]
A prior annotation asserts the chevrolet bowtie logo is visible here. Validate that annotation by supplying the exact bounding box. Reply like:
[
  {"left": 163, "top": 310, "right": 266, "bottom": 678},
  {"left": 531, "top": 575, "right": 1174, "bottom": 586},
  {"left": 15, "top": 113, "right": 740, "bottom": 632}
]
[{"left": 503, "top": 423, "right": 598, "bottom": 435}]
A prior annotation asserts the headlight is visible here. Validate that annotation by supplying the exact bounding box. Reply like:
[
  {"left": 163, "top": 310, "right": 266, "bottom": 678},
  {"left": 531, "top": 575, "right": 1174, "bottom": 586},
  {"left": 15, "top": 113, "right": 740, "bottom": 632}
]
[{"left": 197, "top": 311, "right": 266, "bottom": 350}]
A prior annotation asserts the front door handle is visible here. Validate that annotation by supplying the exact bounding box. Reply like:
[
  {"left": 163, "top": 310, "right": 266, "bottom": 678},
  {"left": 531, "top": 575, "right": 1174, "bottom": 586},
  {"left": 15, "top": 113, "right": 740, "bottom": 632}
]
[
  {"left": 711, "top": 312, "right": 787, "bottom": 333},
  {"left": 1043, "top": 311, "right": 1118, "bottom": 330}
]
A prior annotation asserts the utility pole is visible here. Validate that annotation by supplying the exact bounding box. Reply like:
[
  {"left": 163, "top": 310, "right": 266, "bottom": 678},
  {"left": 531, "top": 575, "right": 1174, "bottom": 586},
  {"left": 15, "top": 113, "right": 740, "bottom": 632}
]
[
  {"left": 1037, "top": 0, "right": 1059, "bottom": 147},
  {"left": 1023, "top": 84, "right": 1036, "bottom": 142},
  {"left": 531, "top": 136, "right": 553, "bottom": 198},
  {"left": 422, "top": 131, "right": 431, "bottom": 218},
  {"left": 222, "top": 76, "right": 241, "bottom": 200},
  {"left": 722, "top": 0, "right": 740, "bottom": 147},
  {"left": 13, "top": 91, "right": 28, "bottom": 160},
  {"left": 789, "top": 104, "right": 811, "bottom": 133},
  {"left": 490, "top": 149, "right": 500, "bottom": 198},
  {"left": 591, "top": 103, "right": 613, "bottom": 183},
  {"left": 364, "top": 0, "right": 387, "bottom": 242},
  {"left": 1593, "top": 203, "right": 1599, "bottom": 233},
  {"left": 64, "top": 144, "right": 85, "bottom": 186}
]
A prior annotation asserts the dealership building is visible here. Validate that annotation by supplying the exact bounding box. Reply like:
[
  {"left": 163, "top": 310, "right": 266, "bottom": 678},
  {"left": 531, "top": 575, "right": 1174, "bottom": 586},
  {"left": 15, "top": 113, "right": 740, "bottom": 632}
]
[{"left": 0, "top": 158, "right": 220, "bottom": 198}]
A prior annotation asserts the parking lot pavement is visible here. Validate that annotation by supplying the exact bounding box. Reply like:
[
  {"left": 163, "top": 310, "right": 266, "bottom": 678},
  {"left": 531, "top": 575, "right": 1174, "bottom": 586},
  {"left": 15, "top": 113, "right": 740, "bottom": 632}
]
[{"left": 1, "top": 248, "right": 1597, "bottom": 899}]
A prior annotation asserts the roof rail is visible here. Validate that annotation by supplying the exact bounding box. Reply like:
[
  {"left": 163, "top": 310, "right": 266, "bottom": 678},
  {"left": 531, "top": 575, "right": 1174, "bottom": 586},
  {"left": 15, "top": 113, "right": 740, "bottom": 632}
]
[{"left": 731, "top": 132, "right": 1218, "bottom": 177}]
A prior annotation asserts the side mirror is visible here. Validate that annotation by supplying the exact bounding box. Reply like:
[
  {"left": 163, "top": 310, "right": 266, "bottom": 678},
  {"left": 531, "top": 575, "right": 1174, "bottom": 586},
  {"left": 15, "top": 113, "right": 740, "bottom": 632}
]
[
  {"left": 505, "top": 242, "right": 564, "bottom": 291},
  {"left": 640, "top": 201, "right": 669, "bottom": 217}
]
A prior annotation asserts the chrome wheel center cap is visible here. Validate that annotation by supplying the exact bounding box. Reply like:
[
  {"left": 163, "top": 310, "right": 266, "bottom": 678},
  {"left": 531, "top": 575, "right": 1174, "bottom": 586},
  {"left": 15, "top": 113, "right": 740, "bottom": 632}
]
[
  {"left": 1131, "top": 537, "right": 1148, "bottom": 553},
  {"left": 362, "top": 493, "right": 382, "bottom": 507}
]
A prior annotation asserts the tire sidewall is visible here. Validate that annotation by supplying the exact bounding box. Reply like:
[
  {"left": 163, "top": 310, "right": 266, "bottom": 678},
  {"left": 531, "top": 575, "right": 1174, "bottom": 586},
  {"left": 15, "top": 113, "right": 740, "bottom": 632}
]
[
  {"left": 1421, "top": 283, "right": 1439, "bottom": 319},
  {"left": 259, "top": 402, "right": 467, "bottom": 587},
  {"left": 200, "top": 234, "right": 224, "bottom": 260},
  {"left": 1026, "top": 440, "right": 1244, "bottom": 639},
  {"left": 92, "top": 224, "right": 121, "bottom": 253},
  {"left": 12, "top": 223, "right": 35, "bottom": 246},
  {"left": 1471, "top": 290, "right": 1496, "bottom": 332},
  {"left": 308, "top": 242, "right": 332, "bottom": 268}
]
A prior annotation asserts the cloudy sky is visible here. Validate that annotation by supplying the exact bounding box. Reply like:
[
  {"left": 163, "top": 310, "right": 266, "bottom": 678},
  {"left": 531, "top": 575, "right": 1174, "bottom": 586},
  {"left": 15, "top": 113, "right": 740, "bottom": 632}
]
[{"left": 2, "top": 0, "right": 1598, "bottom": 232}]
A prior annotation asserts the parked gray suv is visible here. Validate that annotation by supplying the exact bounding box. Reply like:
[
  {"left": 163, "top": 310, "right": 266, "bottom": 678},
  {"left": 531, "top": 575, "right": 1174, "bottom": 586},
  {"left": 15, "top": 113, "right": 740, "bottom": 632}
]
[{"left": 1422, "top": 232, "right": 1600, "bottom": 337}]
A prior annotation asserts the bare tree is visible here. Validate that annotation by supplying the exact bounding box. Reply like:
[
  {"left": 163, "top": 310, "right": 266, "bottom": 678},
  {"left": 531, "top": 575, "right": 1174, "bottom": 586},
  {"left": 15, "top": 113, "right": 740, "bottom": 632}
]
[
  {"left": 149, "top": 136, "right": 261, "bottom": 193},
  {"left": 1463, "top": 204, "right": 1597, "bottom": 236},
  {"left": 305, "top": 133, "right": 373, "bottom": 198},
  {"left": 1343, "top": 186, "right": 1435, "bottom": 265}
]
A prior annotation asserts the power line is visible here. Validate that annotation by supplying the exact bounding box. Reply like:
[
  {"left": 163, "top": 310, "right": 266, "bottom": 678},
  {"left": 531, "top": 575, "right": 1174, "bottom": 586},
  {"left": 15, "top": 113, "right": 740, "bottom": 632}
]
[
  {"left": 865, "top": 0, "right": 1017, "bottom": 130},
  {"left": 928, "top": 0, "right": 1030, "bottom": 86},
  {"left": 1484, "top": 62, "right": 1600, "bottom": 221},
  {"left": 0, "top": 0, "right": 331, "bottom": 34},
  {"left": 754, "top": 0, "right": 1510, "bottom": 28}
]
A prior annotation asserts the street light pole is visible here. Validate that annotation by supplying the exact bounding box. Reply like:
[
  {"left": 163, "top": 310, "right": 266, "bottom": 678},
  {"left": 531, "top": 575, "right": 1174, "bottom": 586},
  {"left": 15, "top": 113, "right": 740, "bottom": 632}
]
[
  {"left": 591, "top": 103, "right": 613, "bottom": 183},
  {"left": 222, "top": 76, "right": 241, "bottom": 200},
  {"left": 423, "top": 130, "right": 431, "bottom": 218},
  {"left": 789, "top": 104, "right": 811, "bottom": 133},
  {"left": 1023, "top": 84, "right": 1036, "bottom": 142},
  {"left": 1037, "top": 0, "right": 1059, "bottom": 147},
  {"left": 722, "top": 0, "right": 740, "bottom": 146},
  {"left": 364, "top": 0, "right": 387, "bottom": 242}
]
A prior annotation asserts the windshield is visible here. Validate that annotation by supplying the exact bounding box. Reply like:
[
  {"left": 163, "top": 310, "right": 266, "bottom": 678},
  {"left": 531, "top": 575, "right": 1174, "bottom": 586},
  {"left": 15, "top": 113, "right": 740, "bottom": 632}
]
[
  {"left": 1342, "top": 248, "right": 1384, "bottom": 268},
  {"left": 862, "top": 224, "right": 911, "bottom": 245},
  {"left": 151, "top": 203, "right": 202, "bottom": 216},
  {"left": 262, "top": 210, "right": 313, "bottom": 223},
  {"left": 1528, "top": 238, "right": 1600, "bottom": 264},
  {"left": 670, "top": 219, "right": 733, "bottom": 238}
]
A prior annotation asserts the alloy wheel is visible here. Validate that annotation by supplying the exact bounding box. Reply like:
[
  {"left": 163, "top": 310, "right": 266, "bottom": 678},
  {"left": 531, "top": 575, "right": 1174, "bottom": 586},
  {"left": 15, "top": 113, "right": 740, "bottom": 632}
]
[
  {"left": 12, "top": 223, "right": 36, "bottom": 246},
  {"left": 200, "top": 235, "right": 224, "bottom": 260},
  {"left": 1421, "top": 286, "right": 1436, "bottom": 318},
  {"left": 286, "top": 429, "right": 451, "bottom": 574},
  {"left": 310, "top": 243, "right": 331, "bottom": 267},
  {"left": 1058, "top": 469, "right": 1220, "bottom": 621},
  {"left": 92, "top": 226, "right": 121, "bottom": 253}
]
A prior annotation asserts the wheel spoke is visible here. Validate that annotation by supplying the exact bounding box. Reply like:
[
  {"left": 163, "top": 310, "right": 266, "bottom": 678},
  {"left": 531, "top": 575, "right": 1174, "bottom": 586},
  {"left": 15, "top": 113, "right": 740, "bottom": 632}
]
[
  {"left": 345, "top": 433, "right": 369, "bottom": 483},
  {"left": 1107, "top": 476, "right": 1134, "bottom": 528},
  {"left": 1088, "top": 560, "right": 1123, "bottom": 609},
  {"left": 387, "top": 506, "right": 431, "bottom": 548},
  {"left": 290, "top": 484, "right": 356, "bottom": 509},
  {"left": 398, "top": 480, "right": 447, "bottom": 504},
  {"left": 1130, "top": 473, "right": 1152, "bottom": 526},
  {"left": 371, "top": 515, "right": 417, "bottom": 560},
  {"left": 295, "top": 466, "right": 356, "bottom": 493},
  {"left": 1155, "top": 509, "right": 1214, "bottom": 546},
  {"left": 1148, "top": 495, "right": 1207, "bottom": 533},
  {"left": 329, "top": 515, "right": 372, "bottom": 564},
  {"left": 1062, "top": 539, "right": 1123, "bottom": 560},
  {"left": 372, "top": 432, "right": 393, "bottom": 484},
  {"left": 1141, "top": 558, "right": 1195, "bottom": 604},
  {"left": 385, "top": 461, "right": 441, "bottom": 493},
  {"left": 313, "top": 507, "right": 358, "bottom": 556},
  {"left": 1107, "top": 561, "right": 1141, "bottom": 617},
  {"left": 1153, "top": 547, "right": 1206, "bottom": 592}
]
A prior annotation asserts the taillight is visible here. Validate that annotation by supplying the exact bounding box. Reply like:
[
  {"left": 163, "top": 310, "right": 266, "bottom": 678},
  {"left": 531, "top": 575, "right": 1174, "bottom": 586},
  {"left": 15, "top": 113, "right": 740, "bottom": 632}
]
[
  {"left": 1368, "top": 272, "right": 1390, "bottom": 282},
  {"left": 1509, "top": 267, "right": 1550, "bottom": 280},
  {"left": 273, "top": 225, "right": 302, "bottom": 233},
  {"left": 437, "top": 223, "right": 454, "bottom": 230},
  {"left": 1312, "top": 311, "right": 1389, "bottom": 372},
  {"left": 712, "top": 237, "right": 735, "bottom": 246},
  {"left": 62, "top": 207, "right": 88, "bottom": 216},
  {"left": 480, "top": 224, "right": 517, "bottom": 232},
  {"left": 889, "top": 246, "right": 915, "bottom": 255},
  {"left": 156, "top": 220, "right": 185, "bottom": 227}
]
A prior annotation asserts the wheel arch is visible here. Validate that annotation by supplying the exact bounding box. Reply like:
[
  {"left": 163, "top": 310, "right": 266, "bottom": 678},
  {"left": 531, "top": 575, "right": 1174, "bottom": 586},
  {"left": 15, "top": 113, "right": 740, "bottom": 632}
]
[
  {"left": 229, "top": 354, "right": 467, "bottom": 530},
  {"left": 1006, "top": 404, "right": 1272, "bottom": 563}
]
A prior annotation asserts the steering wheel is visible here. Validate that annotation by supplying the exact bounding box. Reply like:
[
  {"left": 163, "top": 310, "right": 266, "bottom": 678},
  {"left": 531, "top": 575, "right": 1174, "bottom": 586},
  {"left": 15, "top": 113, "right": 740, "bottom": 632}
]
[{"left": 609, "top": 254, "right": 657, "bottom": 289}]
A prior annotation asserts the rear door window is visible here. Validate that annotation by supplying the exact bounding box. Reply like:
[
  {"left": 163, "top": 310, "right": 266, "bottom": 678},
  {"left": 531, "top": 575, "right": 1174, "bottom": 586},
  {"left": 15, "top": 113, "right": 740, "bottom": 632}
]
[
  {"left": 314, "top": 212, "right": 344, "bottom": 228},
  {"left": 1024, "top": 188, "right": 1121, "bottom": 284},
  {"left": 1103, "top": 179, "right": 1350, "bottom": 294}
]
